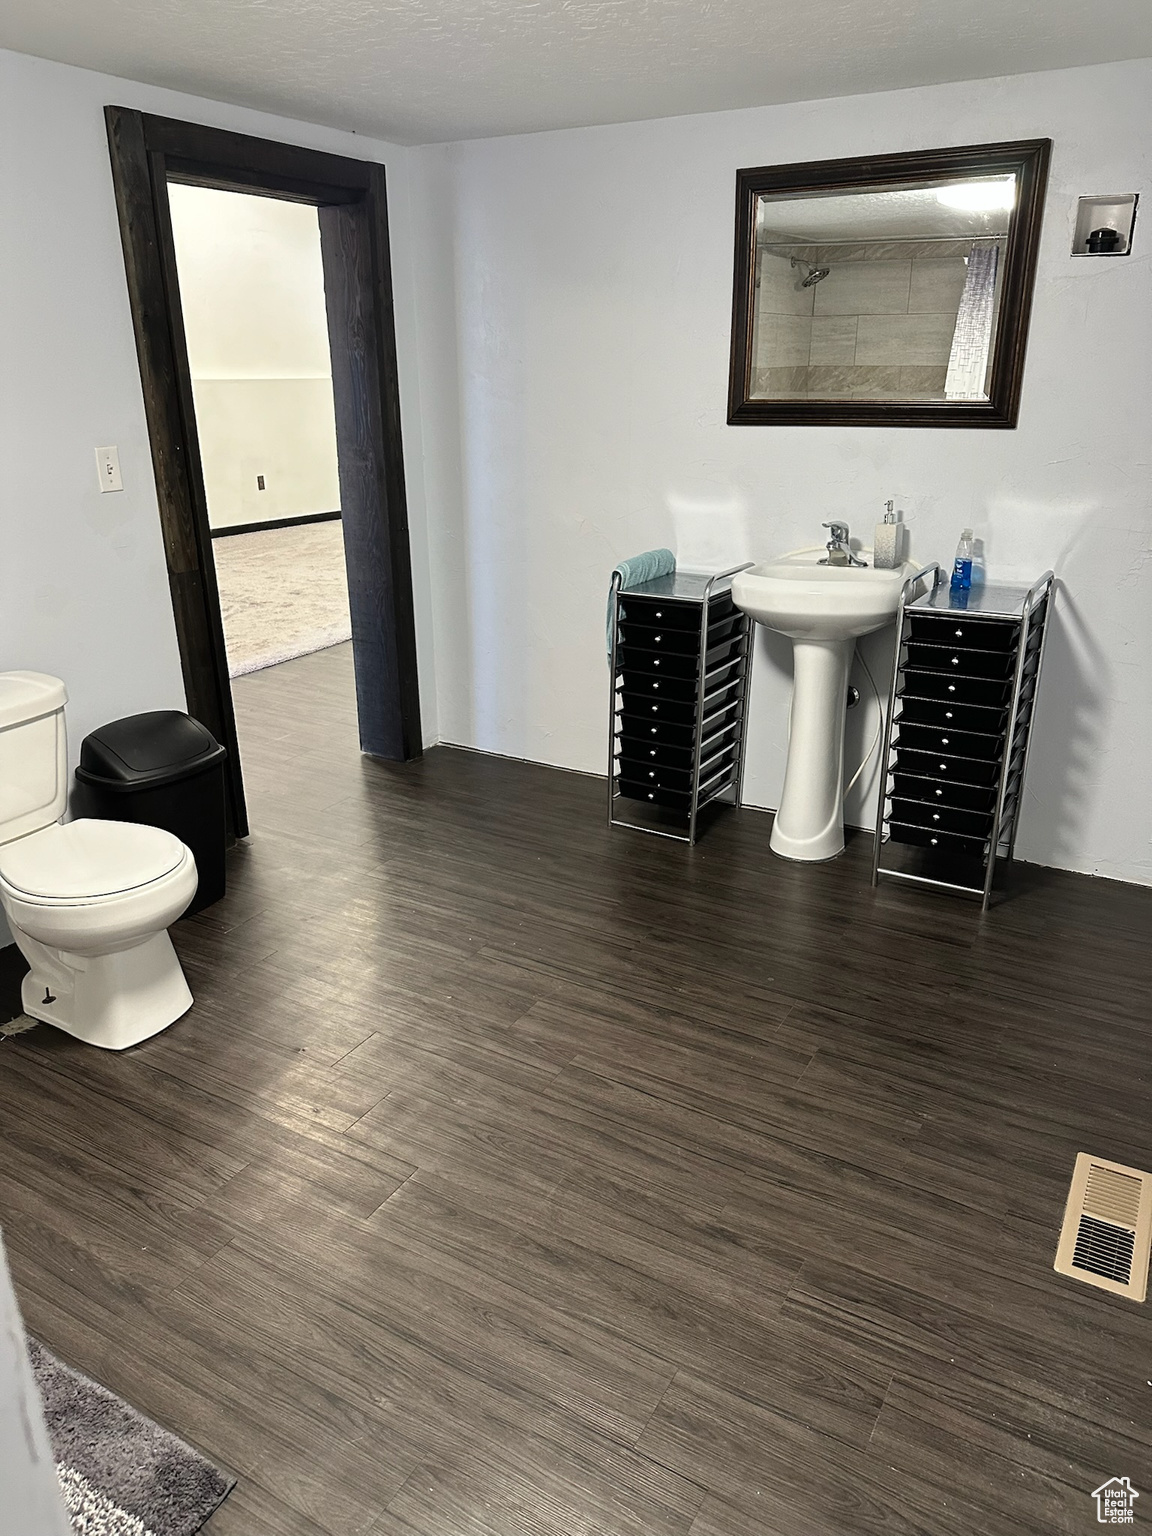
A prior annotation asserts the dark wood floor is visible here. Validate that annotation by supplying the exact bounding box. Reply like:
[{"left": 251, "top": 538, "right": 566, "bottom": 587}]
[{"left": 2, "top": 640, "right": 1151, "bottom": 1535}]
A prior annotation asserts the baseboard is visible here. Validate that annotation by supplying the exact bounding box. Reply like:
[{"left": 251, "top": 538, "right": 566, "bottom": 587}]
[
  {"left": 210, "top": 510, "right": 341, "bottom": 538},
  {"left": 435, "top": 739, "right": 602, "bottom": 779},
  {"left": 0, "top": 943, "right": 29, "bottom": 1023}
]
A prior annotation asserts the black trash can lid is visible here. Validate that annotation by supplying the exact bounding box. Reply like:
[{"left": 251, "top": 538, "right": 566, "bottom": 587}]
[{"left": 76, "top": 710, "right": 227, "bottom": 791}]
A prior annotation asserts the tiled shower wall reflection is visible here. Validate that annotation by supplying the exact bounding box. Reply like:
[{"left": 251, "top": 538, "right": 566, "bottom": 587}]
[{"left": 753, "top": 243, "right": 975, "bottom": 400}]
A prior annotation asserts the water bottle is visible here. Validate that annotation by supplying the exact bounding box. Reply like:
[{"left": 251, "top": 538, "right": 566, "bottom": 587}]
[{"left": 950, "top": 528, "right": 974, "bottom": 591}]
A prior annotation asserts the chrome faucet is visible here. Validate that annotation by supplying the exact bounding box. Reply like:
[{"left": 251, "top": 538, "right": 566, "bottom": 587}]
[{"left": 820, "top": 521, "right": 867, "bottom": 567}]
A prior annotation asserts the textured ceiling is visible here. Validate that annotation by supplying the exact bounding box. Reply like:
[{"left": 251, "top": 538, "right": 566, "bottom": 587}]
[
  {"left": 3, "top": 0, "right": 1151, "bottom": 145},
  {"left": 759, "top": 187, "right": 1013, "bottom": 242}
]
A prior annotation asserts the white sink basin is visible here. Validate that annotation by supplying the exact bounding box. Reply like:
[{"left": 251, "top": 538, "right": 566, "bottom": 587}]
[
  {"left": 732, "top": 547, "right": 920, "bottom": 863},
  {"left": 732, "top": 549, "right": 917, "bottom": 641}
]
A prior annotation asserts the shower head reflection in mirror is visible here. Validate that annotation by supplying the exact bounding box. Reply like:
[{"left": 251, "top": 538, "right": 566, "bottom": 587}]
[{"left": 790, "top": 256, "right": 831, "bottom": 288}]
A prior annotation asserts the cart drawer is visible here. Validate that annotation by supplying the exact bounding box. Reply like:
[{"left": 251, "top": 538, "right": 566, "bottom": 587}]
[
  {"left": 890, "top": 796, "right": 993, "bottom": 838},
  {"left": 618, "top": 691, "right": 699, "bottom": 724},
  {"left": 892, "top": 747, "right": 1001, "bottom": 786},
  {"left": 888, "top": 821, "right": 987, "bottom": 861},
  {"left": 619, "top": 592, "right": 735, "bottom": 629},
  {"left": 889, "top": 772, "right": 999, "bottom": 814},
  {"left": 900, "top": 669, "right": 1013, "bottom": 708},
  {"left": 618, "top": 611, "right": 743, "bottom": 655},
  {"left": 898, "top": 695, "right": 1007, "bottom": 734},
  {"left": 618, "top": 679, "right": 745, "bottom": 724},
  {"left": 616, "top": 667, "right": 700, "bottom": 702},
  {"left": 897, "top": 721, "right": 1003, "bottom": 761},
  {"left": 904, "top": 642, "right": 1016, "bottom": 679},
  {"left": 905, "top": 613, "right": 1015, "bottom": 651}
]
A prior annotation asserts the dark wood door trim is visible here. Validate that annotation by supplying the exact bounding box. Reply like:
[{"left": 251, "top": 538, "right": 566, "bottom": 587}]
[
  {"left": 104, "top": 108, "right": 424, "bottom": 833},
  {"left": 319, "top": 195, "right": 422, "bottom": 758},
  {"left": 104, "top": 108, "right": 247, "bottom": 834}
]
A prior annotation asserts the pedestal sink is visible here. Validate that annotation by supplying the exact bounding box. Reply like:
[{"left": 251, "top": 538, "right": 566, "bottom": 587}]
[{"left": 732, "top": 547, "right": 919, "bottom": 862}]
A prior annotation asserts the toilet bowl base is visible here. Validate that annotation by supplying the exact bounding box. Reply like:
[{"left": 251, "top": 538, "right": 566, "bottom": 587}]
[{"left": 18, "top": 930, "right": 193, "bottom": 1050}]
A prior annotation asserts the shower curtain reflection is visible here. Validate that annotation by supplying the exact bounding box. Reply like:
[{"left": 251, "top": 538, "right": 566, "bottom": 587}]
[{"left": 945, "top": 243, "right": 1001, "bottom": 399}]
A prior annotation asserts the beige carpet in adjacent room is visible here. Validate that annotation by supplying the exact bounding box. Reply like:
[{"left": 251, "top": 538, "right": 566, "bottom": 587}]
[{"left": 214, "top": 519, "right": 352, "bottom": 677}]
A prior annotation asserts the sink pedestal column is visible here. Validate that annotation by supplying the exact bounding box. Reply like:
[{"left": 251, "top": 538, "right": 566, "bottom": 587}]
[{"left": 770, "top": 637, "right": 854, "bottom": 862}]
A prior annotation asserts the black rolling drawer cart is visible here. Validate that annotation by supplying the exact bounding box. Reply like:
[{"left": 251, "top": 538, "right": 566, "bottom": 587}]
[
  {"left": 608, "top": 565, "right": 754, "bottom": 843},
  {"left": 871, "top": 566, "right": 1055, "bottom": 908}
]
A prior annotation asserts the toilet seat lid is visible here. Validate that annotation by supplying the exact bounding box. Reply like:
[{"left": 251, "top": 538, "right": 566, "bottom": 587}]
[{"left": 0, "top": 819, "right": 187, "bottom": 901}]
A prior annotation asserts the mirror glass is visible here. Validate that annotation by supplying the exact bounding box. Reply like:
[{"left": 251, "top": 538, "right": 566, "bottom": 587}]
[{"left": 750, "top": 174, "right": 1015, "bottom": 403}]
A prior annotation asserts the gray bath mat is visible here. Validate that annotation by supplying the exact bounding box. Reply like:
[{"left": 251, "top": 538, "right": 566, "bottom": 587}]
[{"left": 29, "top": 1340, "right": 235, "bottom": 1535}]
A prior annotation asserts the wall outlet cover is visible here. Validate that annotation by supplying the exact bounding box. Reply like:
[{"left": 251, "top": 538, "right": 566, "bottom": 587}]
[{"left": 95, "top": 446, "right": 123, "bottom": 493}]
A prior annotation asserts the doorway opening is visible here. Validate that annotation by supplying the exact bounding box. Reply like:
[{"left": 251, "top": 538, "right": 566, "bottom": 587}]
[
  {"left": 167, "top": 184, "right": 352, "bottom": 681},
  {"left": 105, "top": 111, "right": 423, "bottom": 839}
]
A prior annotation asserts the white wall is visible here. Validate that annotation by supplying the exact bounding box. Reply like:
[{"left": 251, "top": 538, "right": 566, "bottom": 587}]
[
  {"left": 0, "top": 49, "right": 440, "bottom": 908},
  {"left": 410, "top": 59, "right": 1152, "bottom": 885},
  {"left": 167, "top": 185, "right": 342, "bottom": 529},
  {"left": 188, "top": 378, "right": 342, "bottom": 527}
]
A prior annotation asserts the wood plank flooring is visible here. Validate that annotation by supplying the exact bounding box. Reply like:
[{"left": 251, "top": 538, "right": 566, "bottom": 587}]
[{"left": 2, "top": 640, "right": 1151, "bottom": 1535}]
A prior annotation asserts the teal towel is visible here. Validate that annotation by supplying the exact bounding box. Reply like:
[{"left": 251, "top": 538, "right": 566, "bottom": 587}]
[{"left": 607, "top": 548, "right": 675, "bottom": 655}]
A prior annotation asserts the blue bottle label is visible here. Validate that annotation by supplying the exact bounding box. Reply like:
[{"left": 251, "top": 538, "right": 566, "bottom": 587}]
[{"left": 951, "top": 557, "right": 972, "bottom": 590}]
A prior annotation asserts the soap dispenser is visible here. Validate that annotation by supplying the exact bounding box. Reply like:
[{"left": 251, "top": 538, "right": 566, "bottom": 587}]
[{"left": 873, "top": 501, "right": 899, "bottom": 569}]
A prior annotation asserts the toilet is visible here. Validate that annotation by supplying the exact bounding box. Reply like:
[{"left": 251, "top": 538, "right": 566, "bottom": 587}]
[{"left": 0, "top": 672, "right": 198, "bottom": 1050}]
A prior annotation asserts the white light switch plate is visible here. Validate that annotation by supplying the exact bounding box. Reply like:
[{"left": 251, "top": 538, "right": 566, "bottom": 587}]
[{"left": 96, "top": 446, "right": 123, "bottom": 493}]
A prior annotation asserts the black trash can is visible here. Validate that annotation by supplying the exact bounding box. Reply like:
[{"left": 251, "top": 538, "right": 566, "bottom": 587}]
[{"left": 75, "top": 712, "right": 228, "bottom": 915}]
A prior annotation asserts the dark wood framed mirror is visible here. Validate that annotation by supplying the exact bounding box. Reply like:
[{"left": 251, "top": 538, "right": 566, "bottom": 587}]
[{"left": 728, "top": 138, "right": 1051, "bottom": 428}]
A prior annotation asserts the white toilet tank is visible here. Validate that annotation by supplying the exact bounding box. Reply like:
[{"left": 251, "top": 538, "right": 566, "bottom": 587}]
[{"left": 0, "top": 672, "right": 69, "bottom": 846}]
